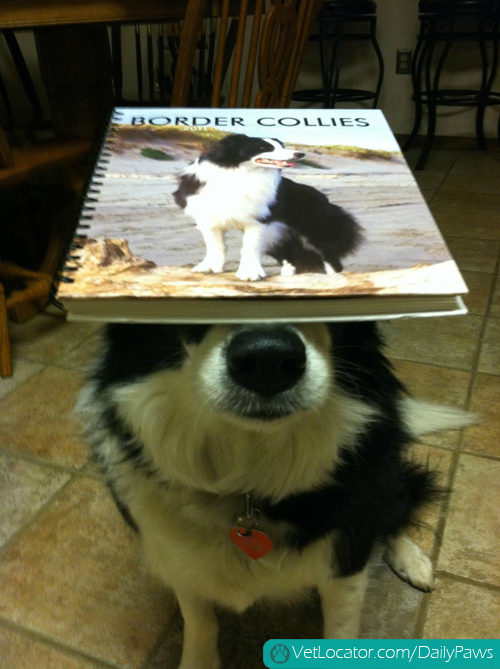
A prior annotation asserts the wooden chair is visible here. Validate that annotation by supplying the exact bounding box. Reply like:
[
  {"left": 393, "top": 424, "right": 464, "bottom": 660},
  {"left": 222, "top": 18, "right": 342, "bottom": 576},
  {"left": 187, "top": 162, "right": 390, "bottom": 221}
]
[
  {"left": 169, "top": 0, "right": 323, "bottom": 108},
  {"left": 0, "top": 125, "right": 91, "bottom": 376}
]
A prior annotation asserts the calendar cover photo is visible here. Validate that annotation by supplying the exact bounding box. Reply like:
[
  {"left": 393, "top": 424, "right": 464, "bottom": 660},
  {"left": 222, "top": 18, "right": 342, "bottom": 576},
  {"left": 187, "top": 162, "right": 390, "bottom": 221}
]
[{"left": 56, "top": 108, "right": 467, "bottom": 321}]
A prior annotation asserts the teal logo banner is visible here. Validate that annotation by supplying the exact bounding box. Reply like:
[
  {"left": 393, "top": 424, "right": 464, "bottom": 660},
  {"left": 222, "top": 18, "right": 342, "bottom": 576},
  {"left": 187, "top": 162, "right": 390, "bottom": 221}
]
[{"left": 263, "top": 640, "right": 498, "bottom": 668}]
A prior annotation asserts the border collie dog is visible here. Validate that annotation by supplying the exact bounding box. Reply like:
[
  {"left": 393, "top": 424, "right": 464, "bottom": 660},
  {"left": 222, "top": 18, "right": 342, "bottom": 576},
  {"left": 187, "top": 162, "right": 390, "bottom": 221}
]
[
  {"left": 173, "top": 134, "right": 363, "bottom": 281},
  {"left": 79, "top": 321, "right": 472, "bottom": 669}
]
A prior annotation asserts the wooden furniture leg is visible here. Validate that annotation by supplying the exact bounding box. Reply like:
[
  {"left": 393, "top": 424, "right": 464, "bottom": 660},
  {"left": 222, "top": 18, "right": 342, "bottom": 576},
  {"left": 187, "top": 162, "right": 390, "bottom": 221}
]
[
  {"left": 0, "top": 283, "right": 13, "bottom": 378},
  {"left": 34, "top": 25, "right": 114, "bottom": 140}
]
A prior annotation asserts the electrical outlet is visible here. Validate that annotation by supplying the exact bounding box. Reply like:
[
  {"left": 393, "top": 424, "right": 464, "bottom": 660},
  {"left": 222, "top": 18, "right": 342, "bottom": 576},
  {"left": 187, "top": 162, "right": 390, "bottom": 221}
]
[{"left": 396, "top": 49, "right": 412, "bottom": 75}]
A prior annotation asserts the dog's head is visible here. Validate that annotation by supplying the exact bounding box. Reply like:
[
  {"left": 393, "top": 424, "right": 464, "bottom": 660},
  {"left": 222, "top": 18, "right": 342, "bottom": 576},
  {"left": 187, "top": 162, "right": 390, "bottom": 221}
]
[
  {"left": 96, "top": 322, "right": 391, "bottom": 496},
  {"left": 200, "top": 134, "right": 304, "bottom": 170}
]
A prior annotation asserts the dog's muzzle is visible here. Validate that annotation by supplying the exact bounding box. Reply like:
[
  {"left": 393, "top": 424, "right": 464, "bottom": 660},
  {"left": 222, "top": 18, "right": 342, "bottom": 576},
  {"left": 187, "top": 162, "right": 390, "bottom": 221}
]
[{"left": 226, "top": 327, "right": 306, "bottom": 398}]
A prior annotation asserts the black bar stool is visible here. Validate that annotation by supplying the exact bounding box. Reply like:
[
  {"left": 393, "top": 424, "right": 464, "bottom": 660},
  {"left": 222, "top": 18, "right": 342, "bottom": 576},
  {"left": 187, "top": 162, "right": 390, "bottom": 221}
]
[
  {"left": 293, "top": 0, "right": 384, "bottom": 108},
  {"left": 404, "top": 0, "right": 500, "bottom": 170}
]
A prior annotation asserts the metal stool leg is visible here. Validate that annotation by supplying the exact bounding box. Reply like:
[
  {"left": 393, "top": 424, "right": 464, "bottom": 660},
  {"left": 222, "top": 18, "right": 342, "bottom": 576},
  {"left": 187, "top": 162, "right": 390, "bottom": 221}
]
[
  {"left": 476, "top": 18, "right": 499, "bottom": 150},
  {"left": 326, "top": 21, "right": 344, "bottom": 108},
  {"left": 417, "top": 30, "right": 453, "bottom": 169},
  {"left": 416, "top": 29, "right": 438, "bottom": 170},
  {"left": 403, "top": 26, "right": 428, "bottom": 152},
  {"left": 369, "top": 16, "right": 384, "bottom": 108}
]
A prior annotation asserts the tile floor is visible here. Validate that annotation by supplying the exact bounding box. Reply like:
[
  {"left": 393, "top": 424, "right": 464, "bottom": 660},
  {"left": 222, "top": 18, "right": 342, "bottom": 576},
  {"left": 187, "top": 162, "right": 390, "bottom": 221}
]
[{"left": 1, "top": 148, "right": 500, "bottom": 668}]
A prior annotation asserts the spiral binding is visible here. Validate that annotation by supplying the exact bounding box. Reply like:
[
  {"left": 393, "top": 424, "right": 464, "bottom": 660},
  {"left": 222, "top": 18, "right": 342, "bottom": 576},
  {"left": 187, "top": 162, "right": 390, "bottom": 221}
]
[{"left": 57, "top": 109, "right": 125, "bottom": 288}]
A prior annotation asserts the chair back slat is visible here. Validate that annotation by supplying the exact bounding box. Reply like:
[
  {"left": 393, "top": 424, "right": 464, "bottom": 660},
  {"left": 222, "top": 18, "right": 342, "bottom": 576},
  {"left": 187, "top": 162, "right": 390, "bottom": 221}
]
[
  {"left": 255, "top": 0, "right": 297, "bottom": 107},
  {"left": 147, "top": 23, "right": 155, "bottom": 99},
  {"left": 134, "top": 24, "right": 144, "bottom": 101},
  {"left": 172, "top": 0, "right": 321, "bottom": 108},
  {"left": 210, "top": 0, "right": 231, "bottom": 107},
  {"left": 241, "top": 0, "right": 265, "bottom": 107},
  {"left": 171, "top": 0, "right": 206, "bottom": 106},
  {"left": 227, "top": 0, "right": 250, "bottom": 107},
  {"left": 0, "top": 126, "right": 14, "bottom": 168},
  {"left": 279, "top": 0, "right": 322, "bottom": 107}
]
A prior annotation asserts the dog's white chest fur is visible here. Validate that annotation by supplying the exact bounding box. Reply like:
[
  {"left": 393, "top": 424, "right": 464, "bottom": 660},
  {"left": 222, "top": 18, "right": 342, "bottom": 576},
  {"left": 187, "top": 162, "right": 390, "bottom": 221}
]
[
  {"left": 183, "top": 160, "right": 280, "bottom": 228},
  {"left": 128, "top": 480, "right": 333, "bottom": 612}
]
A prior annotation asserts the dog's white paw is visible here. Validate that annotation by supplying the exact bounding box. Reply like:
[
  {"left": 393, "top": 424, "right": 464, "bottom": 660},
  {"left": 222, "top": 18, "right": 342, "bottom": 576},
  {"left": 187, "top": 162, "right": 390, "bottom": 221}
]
[
  {"left": 281, "top": 261, "right": 296, "bottom": 277},
  {"left": 193, "top": 259, "right": 224, "bottom": 274},
  {"left": 236, "top": 263, "right": 267, "bottom": 281},
  {"left": 385, "top": 533, "right": 435, "bottom": 593}
]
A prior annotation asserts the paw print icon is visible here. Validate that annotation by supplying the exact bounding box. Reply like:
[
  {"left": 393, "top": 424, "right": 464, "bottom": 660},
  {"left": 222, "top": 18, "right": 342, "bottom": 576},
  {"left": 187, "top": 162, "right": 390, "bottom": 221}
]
[{"left": 270, "top": 644, "right": 290, "bottom": 664}]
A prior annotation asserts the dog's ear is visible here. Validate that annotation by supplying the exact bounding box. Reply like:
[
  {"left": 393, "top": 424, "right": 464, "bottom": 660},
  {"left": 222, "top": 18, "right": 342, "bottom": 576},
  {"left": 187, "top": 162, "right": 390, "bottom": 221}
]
[
  {"left": 219, "top": 133, "right": 247, "bottom": 144},
  {"left": 201, "top": 134, "right": 248, "bottom": 166}
]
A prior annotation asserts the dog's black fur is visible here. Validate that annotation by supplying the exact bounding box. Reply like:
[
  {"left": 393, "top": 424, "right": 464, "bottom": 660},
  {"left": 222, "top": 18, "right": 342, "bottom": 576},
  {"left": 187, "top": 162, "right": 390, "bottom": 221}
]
[{"left": 90, "top": 322, "right": 439, "bottom": 577}]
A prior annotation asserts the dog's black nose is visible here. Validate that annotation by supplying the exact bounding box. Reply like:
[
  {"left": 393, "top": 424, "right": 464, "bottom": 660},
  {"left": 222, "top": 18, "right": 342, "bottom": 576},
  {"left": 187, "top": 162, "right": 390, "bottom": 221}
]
[
  {"left": 227, "top": 328, "right": 306, "bottom": 397},
  {"left": 294, "top": 152, "right": 305, "bottom": 159}
]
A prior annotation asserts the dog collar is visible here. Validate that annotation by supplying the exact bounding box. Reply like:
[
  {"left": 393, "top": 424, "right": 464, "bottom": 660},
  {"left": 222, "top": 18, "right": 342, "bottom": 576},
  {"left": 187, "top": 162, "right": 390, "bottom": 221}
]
[{"left": 229, "top": 494, "right": 273, "bottom": 560}]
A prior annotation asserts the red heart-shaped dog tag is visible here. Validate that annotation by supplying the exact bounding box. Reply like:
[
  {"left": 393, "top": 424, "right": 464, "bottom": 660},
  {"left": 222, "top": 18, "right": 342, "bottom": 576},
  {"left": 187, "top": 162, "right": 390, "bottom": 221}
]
[{"left": 230, "top": 526, "right": 273, "bottom": 560}]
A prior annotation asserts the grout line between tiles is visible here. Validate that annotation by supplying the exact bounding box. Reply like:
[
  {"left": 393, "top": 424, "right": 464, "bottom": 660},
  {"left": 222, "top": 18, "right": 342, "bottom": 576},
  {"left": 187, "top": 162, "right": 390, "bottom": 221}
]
[
  {"left": 460, "top": 449, "right": 500, "bottom": 463},
  {"left": 0, "top": 476, "right": 76, "bottom": 561},
  {"left": 0, "top": 444, "right": 82, "bottom": 476},
  {"left": 0, "top": 616, "right": 123, "bottom": 669},
  {"left": 0, "top": 364, "right": 48, "bottom": 403},
  {"left": 413, "top": 234, "right": 500, "bottom": 639},
  {"left": 434, "top": 570, "right": 500, "bottom": 593}
]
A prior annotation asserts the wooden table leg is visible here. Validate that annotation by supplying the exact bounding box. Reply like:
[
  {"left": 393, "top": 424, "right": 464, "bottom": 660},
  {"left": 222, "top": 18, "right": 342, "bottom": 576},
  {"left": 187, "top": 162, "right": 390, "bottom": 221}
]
[
  {"left": 0, "top": 283, "right": 13, "bottom": 378},
  {"left": 34, "top": 24, "right": 114, "bottom": 139}
]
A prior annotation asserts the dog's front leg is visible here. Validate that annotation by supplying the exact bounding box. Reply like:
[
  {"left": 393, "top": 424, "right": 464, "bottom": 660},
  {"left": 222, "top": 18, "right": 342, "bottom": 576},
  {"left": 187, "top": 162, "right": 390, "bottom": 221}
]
[
  {"left": 193, "top": 226, "right": 226, "bottom": 274},
  {"left": 176, "top": 590, "right": 220, "bottom": 669},
  {"left": 319, "top": 568, "right": 367, "bottom": 639},
  {"left": 236, "top": 224, "right": 267, "bottom": 281}
]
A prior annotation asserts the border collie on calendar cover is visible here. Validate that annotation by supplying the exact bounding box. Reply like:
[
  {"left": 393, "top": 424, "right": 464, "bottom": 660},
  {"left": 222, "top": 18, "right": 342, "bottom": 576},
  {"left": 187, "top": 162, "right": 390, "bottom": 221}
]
[
  {"left": 173, "top": 134, "right": 363, "bottom": 281},
  {"left": 78, "top": 321, "right": 474, "bottom": 669}
]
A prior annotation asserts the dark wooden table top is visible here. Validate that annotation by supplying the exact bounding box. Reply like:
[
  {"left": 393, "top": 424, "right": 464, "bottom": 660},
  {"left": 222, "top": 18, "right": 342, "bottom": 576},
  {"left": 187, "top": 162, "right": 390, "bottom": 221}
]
[{"left": 0, "top": 0, "right": 193, "bottom": 29}]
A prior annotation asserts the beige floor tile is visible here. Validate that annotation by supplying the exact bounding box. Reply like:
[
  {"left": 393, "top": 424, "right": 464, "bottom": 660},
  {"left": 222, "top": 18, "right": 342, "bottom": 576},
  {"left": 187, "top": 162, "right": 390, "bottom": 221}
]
[
  {"left": 434, "top": 209, "right": 500, "bottom": 241},
  {"left": 445, "top": 238, "right": 498, "bottom": 273},
  {"left": 423, "top": 576, "right": 500, "bottom": 638},
  {"left": 0, "top": 477, "right": 175, "bottom": 669},
  {"left": 460, "top": 271, "right": 494, "bottom": 315},
  {"left": 361, "top": 556, "right": 425, "bottom": 639},
  {"left": 449, "top": 150, "right": 500, "bottom": 176},
  {"left": 391, "top": 359, "right": 471, "bottom": 449},
  {"left": 0, "top": 367, "right": 88, "bottom": 468},
  {"left": 462, "top": 373, "right": 500, "bottom": 458},
  {"left": 432, "top": 190, "right": 500, "bottom": 215},
  {"left": 9, "top": 314, "right": 100, "bottom": 365},
  {"left": 405, "top": 149, "right": 459, "bottom": 172},
  {"left": 0, "top": 625, "right": 103, "bottom": 669},
  {"left": 0, "top": 360, "right": 44, "bottom": 400},
  {"left": 413, "top": 171, "right": 447, "bottom": 190},
  {"left": 0, "top": 453, "right": 70, "bottom": 548},
  {"left": 381, "top": 315, "right": 482, "bottom": 370},
  {"left": 438, "top": 454, "right": 500, "bottom": 586},
  {"left": 56, "top": 332, "right": 103, "bottom": 372},
  {"left": 477, "top": 318, "right": 500, "bottom": 375},
  {"left": 439, "top": 173, "right": 500, "bottom": 194},
  {"left": 405, "top": 444, "right": 453, "bottom": 554}
]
